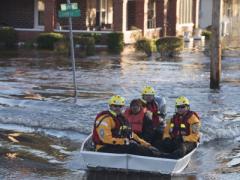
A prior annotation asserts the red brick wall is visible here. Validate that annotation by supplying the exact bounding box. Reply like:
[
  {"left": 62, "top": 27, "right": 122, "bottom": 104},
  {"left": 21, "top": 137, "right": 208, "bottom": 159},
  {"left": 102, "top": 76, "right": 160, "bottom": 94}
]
[
  {"left": 156, "top": 0, "right": 165, "bottom": 36},
  {"left": 135, "top": 0, "right": 145, "bottom": 31},
  {"left": 0, "top": 0, "right": 34, "bottom": 28},
  {"left": 45, "top": 0, "right": 56, "bottom": 32},
  {"left": 17, "top": 31, "right": 42, "bottom": 42},
  {"left": 113, "top": 0, "right": 124, "bottom": 31},
  {"left": 56, "top": 0, "right": 87, "bottom": 30},
  {"left": 167, "top": 0, "right": 177, "bottom": 36}
]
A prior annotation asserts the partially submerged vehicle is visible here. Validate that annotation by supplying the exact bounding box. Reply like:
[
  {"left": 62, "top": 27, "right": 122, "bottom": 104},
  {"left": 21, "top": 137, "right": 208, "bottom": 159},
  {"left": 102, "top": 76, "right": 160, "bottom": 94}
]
[{"left": 80, "top": 134, "right": 198, "bottom": 175}]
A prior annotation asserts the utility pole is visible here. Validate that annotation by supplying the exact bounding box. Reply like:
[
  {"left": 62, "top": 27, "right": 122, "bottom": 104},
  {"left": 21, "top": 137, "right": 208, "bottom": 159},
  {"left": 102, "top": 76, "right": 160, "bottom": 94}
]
[
  {"left": 67, "top": 0, "right": 77, "bottom": 102},
  {"left": 210, "top": 0, "right": 222, "bottom": 89}
]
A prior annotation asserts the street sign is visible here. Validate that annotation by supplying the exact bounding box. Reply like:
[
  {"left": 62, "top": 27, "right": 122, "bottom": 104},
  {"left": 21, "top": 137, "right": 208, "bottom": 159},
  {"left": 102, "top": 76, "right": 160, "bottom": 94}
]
[
  {"left": 60, "top": 3, "right": 78, "bottom": 11},
  {"left": 59, "top": 3, "right": 80, "bottom": 18},
  {"left": 60, "top": 4, "right": 67, "bottom": 11},
  {"left": 70, "top": 3, "right": 78, "bottom": 10},
  {"left": 58, "top": 9, "right": 80, "bottom": 18}
]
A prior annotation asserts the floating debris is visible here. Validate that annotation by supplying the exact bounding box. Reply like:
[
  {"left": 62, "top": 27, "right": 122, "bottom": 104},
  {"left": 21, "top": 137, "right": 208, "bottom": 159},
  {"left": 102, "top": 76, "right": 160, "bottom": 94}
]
[
  {"left": 5, "top": 152, "right": 17, "bottom": 159},
  {"left": 24, "top": 92, "right": 44, "bottom": 100},
  {"left": 227, "top": 158, "right": 240, "bottom": 167}
]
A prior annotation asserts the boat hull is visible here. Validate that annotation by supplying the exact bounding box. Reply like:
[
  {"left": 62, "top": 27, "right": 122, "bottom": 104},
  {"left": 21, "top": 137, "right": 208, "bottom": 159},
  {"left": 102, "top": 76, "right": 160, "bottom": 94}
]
[{"left": 80, "top": 134, "right": 197, "bottom": 174}]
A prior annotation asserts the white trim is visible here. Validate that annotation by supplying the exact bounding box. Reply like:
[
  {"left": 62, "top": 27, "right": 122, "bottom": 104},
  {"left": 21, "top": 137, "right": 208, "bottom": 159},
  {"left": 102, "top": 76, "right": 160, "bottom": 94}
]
[
  {"left": 146, "top": 27, "right": 162, "bottom": 31},
  {"left": 54, "top": 29, "right": 113, "bottom": 33},
  {"left": 176, "top": 23, "right": 194, "bottom": 27},
  {"left": 176, "top": 23, "right": 194, "bottom": 31},
  {"left": 14, "top": 28, "right": 44, "bottom": 32},
  {"left": 14, "top": 28, "right": 113, "bottom": 33},
  {"left": 177, "top": 0, "right": 180, "bottom": 23},
  {"left": 176, "top": 23, "right": 194, "bottom": 29}
]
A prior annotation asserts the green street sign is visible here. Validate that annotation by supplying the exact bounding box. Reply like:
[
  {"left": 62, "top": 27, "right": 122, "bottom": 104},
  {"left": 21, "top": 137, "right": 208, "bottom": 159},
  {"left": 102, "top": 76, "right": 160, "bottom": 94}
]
[
  {"left": 58, "top": 9, "right": 81, "bottom": 18},
  {"left": 60, "top": 4, "right": 67, "bottom": 11},
  {"left": 60, "top": 3, "right": 78, "bottom": 11},
  {"left": 70, "top": 3, "right": 78, "bottom": 10}
]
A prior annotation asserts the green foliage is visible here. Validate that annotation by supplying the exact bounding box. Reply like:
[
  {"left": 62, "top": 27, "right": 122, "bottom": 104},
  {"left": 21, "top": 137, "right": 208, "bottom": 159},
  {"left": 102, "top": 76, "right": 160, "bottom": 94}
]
[
  {"left": 206, "top": 25, "right": 212, "bottom": 31},
  {"left": 75, "top": 32, "right": 102, "bottom": 44},
  {"left": 36, "top": 33, "right": 64, "bottom": 50},
  {"left": 201, "top": 30, "right": 211, "bottom": 40},
  {"left": 77, "top": 32, "right": 102, "bottom": 44},
  {"left": 54, "top": 40, "right": 69, "bottom": 54},
  {"left": 135, "top": 38, "right": 154, "bottom": 57},
  {"left": 107, "top": 33, "right": 124, "bottom": 54},
  {"left": 156, "top": 36, "right": 183, "bottom": 57},
  {"left": 0, "top": 27, "right": 18, "bottom": 48},
  {"left": 75, "top": 36, "right": 95, "bottom": 56}
]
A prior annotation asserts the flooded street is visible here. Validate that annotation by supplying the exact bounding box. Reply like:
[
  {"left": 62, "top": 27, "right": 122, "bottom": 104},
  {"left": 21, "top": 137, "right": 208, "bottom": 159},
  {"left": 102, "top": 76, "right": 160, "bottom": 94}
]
[{"left": 0, "top": 43, "right": 240, "bottom": 179}]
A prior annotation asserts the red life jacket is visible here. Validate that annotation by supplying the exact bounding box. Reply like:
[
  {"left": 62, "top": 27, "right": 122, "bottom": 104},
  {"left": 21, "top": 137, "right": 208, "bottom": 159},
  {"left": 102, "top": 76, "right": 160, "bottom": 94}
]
[
  {"left": 169, "top": 111, "right": 199, "bottom": 138},
  {"left": 146, "top": 101, "right": 160, "bottom": 128},
  {"left": 124, "top": 108, "right": 146, "bottom": 134},
  {"left": 92, "top": 111, "right": 128, "bottom": 145}
]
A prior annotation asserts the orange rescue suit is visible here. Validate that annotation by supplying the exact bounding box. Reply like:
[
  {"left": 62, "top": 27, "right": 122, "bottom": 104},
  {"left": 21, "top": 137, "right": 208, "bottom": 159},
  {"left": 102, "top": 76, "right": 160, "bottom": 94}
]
[
  {"left": 92, "top": 110, "right": 150, "bottom": 151},
  {"left": 163, "top": 111, "right": 201, "bottom": 143}
]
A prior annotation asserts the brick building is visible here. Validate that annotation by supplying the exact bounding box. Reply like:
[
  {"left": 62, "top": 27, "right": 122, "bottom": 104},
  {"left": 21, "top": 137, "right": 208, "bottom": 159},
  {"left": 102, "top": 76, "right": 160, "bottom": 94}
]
[{"left": 0, "top": 0, "right": 199, "bottom": 43}]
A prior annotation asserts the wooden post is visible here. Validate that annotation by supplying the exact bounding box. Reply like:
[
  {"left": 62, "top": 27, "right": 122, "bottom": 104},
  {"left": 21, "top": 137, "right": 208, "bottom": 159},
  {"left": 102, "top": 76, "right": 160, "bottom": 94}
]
[{"left": 210, "top": 0, "right": 222, "bottom": 89}]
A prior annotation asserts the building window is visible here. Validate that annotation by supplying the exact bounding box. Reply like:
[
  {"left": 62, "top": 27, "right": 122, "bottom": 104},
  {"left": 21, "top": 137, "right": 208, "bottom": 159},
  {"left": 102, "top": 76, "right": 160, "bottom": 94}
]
[
  {"left": 86, "top": 0, "right": 97, "bottom": 29},
  {"left": 178, "top": 0, "right": 193, "bottom": 24},
  {"left": 34, "top": 0, "right": 45, "bottom": 28},
  {"left": 96, "top": 0, "right": 113, "bottom": 29},
  {"left": 223, "top": 0, "right": 232, "bottom": 17},
  {"left": 223, "top": 0, "right": 240, "bottom": 17},
  {"left": 148, "top": 0, "right": 156, "bottom": 28}
]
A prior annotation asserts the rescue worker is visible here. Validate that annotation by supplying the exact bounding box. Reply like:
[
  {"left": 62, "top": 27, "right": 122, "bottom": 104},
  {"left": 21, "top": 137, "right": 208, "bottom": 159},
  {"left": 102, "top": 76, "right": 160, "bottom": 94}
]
[
  {"left": 92, "top": 95, "right": 160, "bottom": 157},
  {"left": 124, "top": 99, "right": 154, "bottom": 143},
  {"left": 157, "top": 96, "right": 201, "bottom": 159},
  {"left": 140, "top": 86, "right": 167, "bottom": 144}
]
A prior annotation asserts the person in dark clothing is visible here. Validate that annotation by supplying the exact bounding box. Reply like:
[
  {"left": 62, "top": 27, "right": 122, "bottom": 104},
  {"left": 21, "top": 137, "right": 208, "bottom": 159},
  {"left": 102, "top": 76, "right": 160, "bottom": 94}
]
[{"left": 140, "top": 86, "right": 167, "bottom": 145}]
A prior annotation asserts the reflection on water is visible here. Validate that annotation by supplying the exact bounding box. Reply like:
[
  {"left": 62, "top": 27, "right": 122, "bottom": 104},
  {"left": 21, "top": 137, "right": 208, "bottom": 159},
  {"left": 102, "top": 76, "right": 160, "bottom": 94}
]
[
  {"left": 85, "top": 170, "right": 198, "bottom": 180},
  {"left": 85, "top": 171, "right": 169, "bottom": 180},
  {"left": 0, "top": 157, "right": 69, "bottom": 179},
  {"left": 0, "top": 129, "right": 83, "bottom": 179}
]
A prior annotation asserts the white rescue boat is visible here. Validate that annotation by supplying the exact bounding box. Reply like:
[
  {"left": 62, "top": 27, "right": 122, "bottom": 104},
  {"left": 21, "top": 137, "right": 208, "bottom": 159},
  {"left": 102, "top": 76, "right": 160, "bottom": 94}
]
[{"left": 80, "top": 134, "right": 197, "bottom": 174}]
